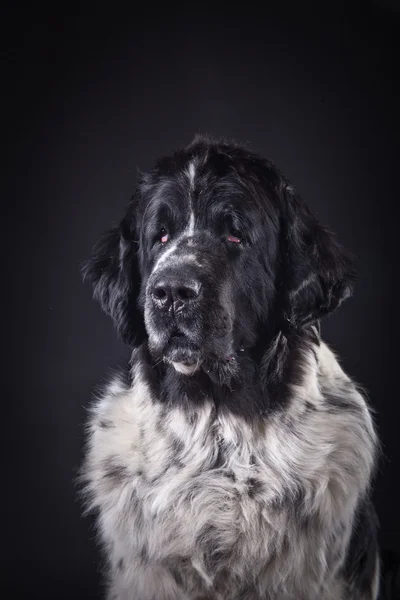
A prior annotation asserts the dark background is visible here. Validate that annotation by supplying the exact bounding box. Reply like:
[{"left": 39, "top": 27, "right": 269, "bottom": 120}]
[{"left": 3, "top": 2, "right": 399, "bottom": 598}]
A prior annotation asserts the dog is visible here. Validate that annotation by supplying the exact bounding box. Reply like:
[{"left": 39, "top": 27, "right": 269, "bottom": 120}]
[{"left": 80, "top": 135, "right": 380, "bottom": 599}]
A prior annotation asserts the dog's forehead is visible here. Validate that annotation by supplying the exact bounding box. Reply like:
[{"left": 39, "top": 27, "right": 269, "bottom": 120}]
[{"left": 138, "top": 150, "right": 277, "bottom": 223}]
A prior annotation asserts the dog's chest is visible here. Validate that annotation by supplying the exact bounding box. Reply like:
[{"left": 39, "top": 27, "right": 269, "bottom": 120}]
[
  {"left": 115, "top": 398, "right": 301, "bottom": 574},
  {"left": 86, "top": 349, "right": 376, "bottom": 598},
  {"left": 91, "top": 377, "right": 362, "bottom": 596}
]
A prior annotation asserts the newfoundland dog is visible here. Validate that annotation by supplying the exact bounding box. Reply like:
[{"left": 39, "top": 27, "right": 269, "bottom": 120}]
[{"left": 80, "top": 135, "right": 380, "bottom": 599}]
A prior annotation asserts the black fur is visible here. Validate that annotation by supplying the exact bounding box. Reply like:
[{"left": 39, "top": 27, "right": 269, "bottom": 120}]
[
  {"left": 83, "top": 135, "right": 380, "bottom": 598},
  {"left": 344, "top": 498, "right": 380, "bottom": 596},
  {"left": 84, "top": 135, "right": 355, "bottom": 420}
]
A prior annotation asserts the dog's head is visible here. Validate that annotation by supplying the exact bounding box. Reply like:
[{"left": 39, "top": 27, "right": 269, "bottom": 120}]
[{"left": 83, "top": 135, "right": 355, "bottom": 381}]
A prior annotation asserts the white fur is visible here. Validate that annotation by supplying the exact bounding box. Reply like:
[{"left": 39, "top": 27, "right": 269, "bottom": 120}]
[
  {"left": 187, "top": 210, "right": 195, "bottom": 236},
  {"left": 171, "top": 361, "right": 200, "bottom": 375},
  {"left": 151, "top": 239, "right": 180, "bottom": 275},
  {"left": 187, "top": 161, "right": 196, "bottom": 190},
  {"left": 186, "top": 160, "right": 196, "bottom": 236},
  {"left": 81, "top": 340, "right": 379, "bottom": 599}
]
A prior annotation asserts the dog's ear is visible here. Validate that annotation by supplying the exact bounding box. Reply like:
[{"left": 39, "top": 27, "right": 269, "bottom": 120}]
[
  {"left": 279, "top": 184, "right": 356, "bottom": 330},
  {"left": 82, "top": 195, "right": 145, "bottom": 346}
]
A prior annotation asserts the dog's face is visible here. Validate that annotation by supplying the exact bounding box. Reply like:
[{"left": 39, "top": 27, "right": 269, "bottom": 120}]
[
  {"left": 84, "top": 136, "right": 354, "bottom": 383},
  {"left": 137, "top": 150, "right": 282, "bottom": 376}
]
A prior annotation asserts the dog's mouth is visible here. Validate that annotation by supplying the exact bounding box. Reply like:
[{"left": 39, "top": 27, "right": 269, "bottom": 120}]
[
  {"left": 151, "top": 323, "right": 239, "bottom": 381},
  {"left": 162, "top": 331, "right": 202, "bottom": 370},
  {"left": 160, "top": 333, "right": 241, "bottom": 387}
]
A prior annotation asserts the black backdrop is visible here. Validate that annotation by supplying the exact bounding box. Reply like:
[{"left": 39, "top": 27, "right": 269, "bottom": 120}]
[{"left": 3, "top": 3, "right": 400, "bottom": 598}]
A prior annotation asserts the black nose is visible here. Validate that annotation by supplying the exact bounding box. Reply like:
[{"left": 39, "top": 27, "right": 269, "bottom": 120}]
[{"left": 151, "top": 279, "right": 201, "bottom": 311}]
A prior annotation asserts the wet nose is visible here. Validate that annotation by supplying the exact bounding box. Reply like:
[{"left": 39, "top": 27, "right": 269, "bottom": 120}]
[{"left": 150, "top": 278, "right": 201, "bottom": 311}]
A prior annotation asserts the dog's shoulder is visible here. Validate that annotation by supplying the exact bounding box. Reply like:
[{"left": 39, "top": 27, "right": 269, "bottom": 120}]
[
  {"left": 80, "top": 349, "right": 158, "bottom": 509},
  {"left": 315, "top": 340, "right": 377, "bottom": 431},
  {"left": 262, "top": 338, "right": 378, "bottom": 510},
  {"left": 311, "top": 339, "right": 377, "bottom": 462}
]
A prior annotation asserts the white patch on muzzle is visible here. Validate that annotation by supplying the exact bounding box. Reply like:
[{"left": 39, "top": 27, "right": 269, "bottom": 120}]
[{"left": 171, "top": 361, "right": 200, "bottom": 375}]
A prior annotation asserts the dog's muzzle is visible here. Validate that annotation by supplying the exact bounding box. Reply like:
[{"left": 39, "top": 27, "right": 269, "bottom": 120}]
[
  {"left": 144, "top": 239, "right": 235, "bottom": 378},
  {"left": 144, "top": 260, "right": 206, "bottom": 368}
]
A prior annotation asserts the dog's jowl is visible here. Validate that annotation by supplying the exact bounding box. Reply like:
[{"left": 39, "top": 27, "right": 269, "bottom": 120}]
[{"left": 80, "top": 136, "right": 380, "bottom": 600}]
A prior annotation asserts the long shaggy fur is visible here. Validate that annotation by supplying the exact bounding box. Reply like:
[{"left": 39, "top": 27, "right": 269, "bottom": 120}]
[{"left": 80, "top": 135, "right": 380, "bottom": 599}]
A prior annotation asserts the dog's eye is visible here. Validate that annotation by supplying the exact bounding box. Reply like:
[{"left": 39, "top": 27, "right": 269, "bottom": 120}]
[
  {"left": 227, "top": 230, "right": 241, "bottom": 244},
  {"left": 160, "top": 228, "right": 169, "bottom": 244}
]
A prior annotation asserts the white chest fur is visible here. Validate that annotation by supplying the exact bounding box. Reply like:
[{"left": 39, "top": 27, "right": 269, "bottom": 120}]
[{"left": 82, "top": 342, "right": 377, "bottom": 600}]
